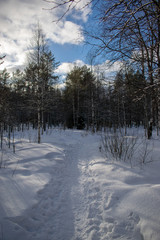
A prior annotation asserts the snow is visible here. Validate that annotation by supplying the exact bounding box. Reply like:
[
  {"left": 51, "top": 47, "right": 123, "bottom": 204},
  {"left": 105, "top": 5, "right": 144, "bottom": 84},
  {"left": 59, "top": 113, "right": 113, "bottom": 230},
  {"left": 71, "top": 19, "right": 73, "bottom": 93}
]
[{"left": 0, "top": 129, "right": 160, "bottom": 240}]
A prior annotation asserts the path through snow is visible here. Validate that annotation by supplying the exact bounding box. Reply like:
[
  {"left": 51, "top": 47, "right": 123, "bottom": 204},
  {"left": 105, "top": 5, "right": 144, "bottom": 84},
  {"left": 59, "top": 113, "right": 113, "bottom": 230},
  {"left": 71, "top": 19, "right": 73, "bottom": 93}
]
[{"left": 0, "top": 129, "right": 160, "bottom": 240}]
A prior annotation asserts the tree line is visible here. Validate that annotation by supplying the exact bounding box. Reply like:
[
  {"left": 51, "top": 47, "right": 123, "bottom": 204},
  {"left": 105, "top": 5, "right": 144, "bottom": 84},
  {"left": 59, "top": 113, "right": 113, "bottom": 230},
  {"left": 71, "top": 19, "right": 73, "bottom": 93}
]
[
  {"left": 0, "top": 54, "right": 157, "bottom": 144},
  {"left": 1, "top": 0, "right": 160, "bottom": 144},
  {"left": 47, "top": 0, "right": 160, "bottom": 137}
]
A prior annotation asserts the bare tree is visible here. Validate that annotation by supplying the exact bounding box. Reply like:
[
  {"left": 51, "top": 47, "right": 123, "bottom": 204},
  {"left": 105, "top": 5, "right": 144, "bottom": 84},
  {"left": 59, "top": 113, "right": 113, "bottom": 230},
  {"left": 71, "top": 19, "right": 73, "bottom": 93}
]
[
  {"left": 45, "top": 0, "right": 159, "bottom": 72},
  {"left": 26, "top": 24, "right": 59, "bottom": 143},
  {"left": 43, "top": 0, "right": 94, "bottom": 21},
  {"left": 0, "top": 47, "right": 5, "bottom": 65},
  {"left": 0, "top": 56, "right": 5, "bottom": 65},
  {"left": 47, "top": 0, "right": 160, "bottom": 136}
]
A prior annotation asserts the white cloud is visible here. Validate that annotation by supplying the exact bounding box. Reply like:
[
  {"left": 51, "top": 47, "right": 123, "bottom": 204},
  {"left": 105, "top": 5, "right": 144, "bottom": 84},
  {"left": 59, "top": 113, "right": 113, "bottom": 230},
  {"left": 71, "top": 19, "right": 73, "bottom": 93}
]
[
  {"left": 72, "top": 0, "right": 92, "bottom": 22},
  {"left": 56, "top": 59, "right": 122, "bottom": 84},
  {"left": 46, "top": 21, "right": 84, "bottom": 45},
  {"left": 56, "top": 62, "right": 74, "bottom": 76},
  {"left": 55, "top": 60, "right": 85, "bottom": 82},
  {"left": 93, "top": 60, "right": 122, "bottom": 75},
  {"left": 56, "top": 60, "right": 85, "bottom": 73},
  {"left": 46, "top": 0, "right": 91, "bottom": 23},
  {"left": 0, "top": 0, "right": 87, "bottom": 70}
]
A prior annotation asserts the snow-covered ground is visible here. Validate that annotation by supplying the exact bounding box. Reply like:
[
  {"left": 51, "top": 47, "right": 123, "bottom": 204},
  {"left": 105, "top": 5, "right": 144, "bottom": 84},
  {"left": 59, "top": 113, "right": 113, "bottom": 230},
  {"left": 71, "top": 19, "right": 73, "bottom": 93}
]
[{"left": 0, "top": 128, "right": 160, "bottom": 240}]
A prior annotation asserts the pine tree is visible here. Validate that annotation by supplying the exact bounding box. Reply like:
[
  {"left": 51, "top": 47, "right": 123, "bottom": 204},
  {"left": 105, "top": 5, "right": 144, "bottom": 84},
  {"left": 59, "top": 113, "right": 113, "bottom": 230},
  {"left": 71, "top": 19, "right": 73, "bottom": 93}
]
[{"left": 25, "top": 24, "right": 59, "bottom": 142}]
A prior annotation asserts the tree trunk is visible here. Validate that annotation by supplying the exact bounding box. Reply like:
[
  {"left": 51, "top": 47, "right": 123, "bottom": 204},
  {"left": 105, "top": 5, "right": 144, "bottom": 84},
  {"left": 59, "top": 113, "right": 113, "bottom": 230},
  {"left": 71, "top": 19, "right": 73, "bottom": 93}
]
[
  {"left": 0, "top": 124, "right": 3, "bottom": 149},
  {"left": 38, "top": 107, "right": 41, "bottom": 143},
  {"left": 8, "top": 126, "right": 11, "bottom": 148}
]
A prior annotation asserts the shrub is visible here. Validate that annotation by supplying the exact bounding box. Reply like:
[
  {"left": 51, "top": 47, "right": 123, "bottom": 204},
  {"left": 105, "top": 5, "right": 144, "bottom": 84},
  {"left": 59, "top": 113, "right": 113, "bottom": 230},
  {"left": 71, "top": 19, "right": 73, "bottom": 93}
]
[{"left": 101, "top": 130, "right": 152, "bottom": 167}]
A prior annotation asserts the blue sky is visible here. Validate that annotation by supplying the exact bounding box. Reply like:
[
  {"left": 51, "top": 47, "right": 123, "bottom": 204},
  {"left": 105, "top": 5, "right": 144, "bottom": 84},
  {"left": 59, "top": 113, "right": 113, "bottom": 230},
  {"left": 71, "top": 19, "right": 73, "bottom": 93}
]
[
  {"left": 0, "top": 0, "right": 121, "bottom": 81},
  {"left": 49, "top": 42, "right": 88, "bottom": 64},
  {"left": 0, "top": 0, "right": 89, "bottom": 65}
]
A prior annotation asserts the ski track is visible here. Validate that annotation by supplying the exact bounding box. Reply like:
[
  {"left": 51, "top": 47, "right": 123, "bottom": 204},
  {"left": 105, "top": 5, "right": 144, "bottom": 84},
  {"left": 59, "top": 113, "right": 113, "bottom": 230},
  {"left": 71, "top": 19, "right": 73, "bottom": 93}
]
[{"left": 5, "top": 133, "right": 142, "bottom": 240}]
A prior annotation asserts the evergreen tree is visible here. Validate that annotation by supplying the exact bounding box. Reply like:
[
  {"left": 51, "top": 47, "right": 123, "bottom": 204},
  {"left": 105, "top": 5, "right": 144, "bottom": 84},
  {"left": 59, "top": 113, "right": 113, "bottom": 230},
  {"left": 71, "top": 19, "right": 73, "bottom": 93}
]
[
  {"left": 64, "top": 65, "right": 97, "bottom": 129},
  {"left": 25, "top": 24, "right": 59, "bottom": 142}
]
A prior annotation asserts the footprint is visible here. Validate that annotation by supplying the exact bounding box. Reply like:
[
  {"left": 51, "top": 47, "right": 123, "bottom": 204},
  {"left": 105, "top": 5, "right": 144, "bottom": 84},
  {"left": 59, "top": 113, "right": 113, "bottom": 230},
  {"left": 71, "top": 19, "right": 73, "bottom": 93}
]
[
  {"left": 88, "top": 203, "right": 102, "bottom": 219},
  {"left": 128, "top": 212, "right": 140, "bottom": 224},
  {"left": 88, "top": 228, "right": 100, "bottom": 240},
  {"left": 104, "top": 217, "right": 115, "bottom": 223},
  {"left": 104, "top": 193, "right": 119, "bottom": 211}
]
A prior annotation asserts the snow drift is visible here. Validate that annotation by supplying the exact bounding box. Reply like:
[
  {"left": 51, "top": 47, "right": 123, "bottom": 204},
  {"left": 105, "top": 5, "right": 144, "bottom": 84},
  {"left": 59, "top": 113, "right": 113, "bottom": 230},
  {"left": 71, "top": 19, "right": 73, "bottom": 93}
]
[{"left": 0, "top": 129, "right": 160, "bottom": 240}]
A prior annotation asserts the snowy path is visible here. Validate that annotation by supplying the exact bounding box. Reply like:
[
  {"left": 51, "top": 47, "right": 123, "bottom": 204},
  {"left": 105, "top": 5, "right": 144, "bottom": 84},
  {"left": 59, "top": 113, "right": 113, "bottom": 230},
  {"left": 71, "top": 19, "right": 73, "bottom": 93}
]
[
  {"left": 66, "top": 134, "right": 142, "bottom": 240},
  {"left": 1, "top": 129, "right": 160, "bottom": 240},
  {"left": 6, "top": 137, "right": 82, "bottom": 240}
]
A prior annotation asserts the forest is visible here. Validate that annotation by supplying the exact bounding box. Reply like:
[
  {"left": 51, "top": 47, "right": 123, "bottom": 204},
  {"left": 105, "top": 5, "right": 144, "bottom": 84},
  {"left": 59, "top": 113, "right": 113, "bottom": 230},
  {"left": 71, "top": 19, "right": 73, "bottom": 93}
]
[
  {"left": 0, "top": 1, "right": 160, "bottom": 239},
  {"left": 0, "top": 0, "right": 160, "bottom": 144}
]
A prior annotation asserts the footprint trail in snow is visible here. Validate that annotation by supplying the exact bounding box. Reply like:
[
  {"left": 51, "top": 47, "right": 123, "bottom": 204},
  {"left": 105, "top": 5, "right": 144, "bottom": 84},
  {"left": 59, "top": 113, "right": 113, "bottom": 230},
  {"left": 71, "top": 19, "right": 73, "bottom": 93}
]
[{"left": 1, "top": 130, "right": 155, "bottom": 240}]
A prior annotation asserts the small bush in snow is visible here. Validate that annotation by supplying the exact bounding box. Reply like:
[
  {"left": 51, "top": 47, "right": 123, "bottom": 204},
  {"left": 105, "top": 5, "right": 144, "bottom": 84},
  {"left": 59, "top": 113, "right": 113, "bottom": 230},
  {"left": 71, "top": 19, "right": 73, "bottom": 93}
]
[{"left": 101, "top": 130, "right": 152, "bottom": 167}]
